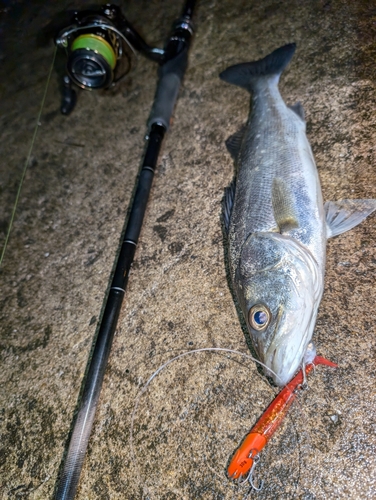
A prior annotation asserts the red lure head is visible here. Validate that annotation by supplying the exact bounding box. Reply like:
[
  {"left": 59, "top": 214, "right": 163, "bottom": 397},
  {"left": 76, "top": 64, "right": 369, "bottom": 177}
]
[{"left": 227, "top": 432, "right": 266, "bottom": 479}]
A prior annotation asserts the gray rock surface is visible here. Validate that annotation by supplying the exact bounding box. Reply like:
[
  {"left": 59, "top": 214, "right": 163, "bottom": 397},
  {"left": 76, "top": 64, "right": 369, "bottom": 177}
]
[{"left": 0, "top": 0, "right": 375, "bottom": 498}]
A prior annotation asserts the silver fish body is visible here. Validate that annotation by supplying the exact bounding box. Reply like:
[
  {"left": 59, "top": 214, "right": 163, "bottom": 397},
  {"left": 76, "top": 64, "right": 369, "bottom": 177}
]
[{"left": 221, "top": 44, "right": 376, "bottom": 386}]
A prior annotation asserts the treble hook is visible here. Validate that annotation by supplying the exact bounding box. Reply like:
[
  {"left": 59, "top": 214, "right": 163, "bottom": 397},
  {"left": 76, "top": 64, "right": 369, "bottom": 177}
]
[
  {"left": 301, "top": 359, "right": 318, "bottom": 390},
  {"left": 242, "top": 453, "right": 263, "bottom": 493}
]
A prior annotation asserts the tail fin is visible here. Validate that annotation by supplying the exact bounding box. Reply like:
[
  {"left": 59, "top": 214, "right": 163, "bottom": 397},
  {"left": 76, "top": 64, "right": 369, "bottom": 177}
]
[{"left": 220, "top": 43, "right": 296, "bottom": 92}]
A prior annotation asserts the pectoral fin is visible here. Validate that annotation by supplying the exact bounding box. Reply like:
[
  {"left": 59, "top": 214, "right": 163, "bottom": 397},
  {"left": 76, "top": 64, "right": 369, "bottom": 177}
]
[
  {"left": 325, "top": 199, "right": 376, "bottom": 238},
  {"left": 272, "top": 177, "right": 299, "bottom": 233}
]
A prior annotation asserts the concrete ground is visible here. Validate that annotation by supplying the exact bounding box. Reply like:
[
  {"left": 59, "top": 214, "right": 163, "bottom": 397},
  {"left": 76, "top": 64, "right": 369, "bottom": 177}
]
[{"left": 1, "top": 0, "right": 375, "bottom": 499}]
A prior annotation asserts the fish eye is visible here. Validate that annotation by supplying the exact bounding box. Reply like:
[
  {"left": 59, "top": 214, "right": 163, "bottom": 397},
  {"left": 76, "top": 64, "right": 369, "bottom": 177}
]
[{"left": 248, "top": 305, "right": 271, "bottom": 331}]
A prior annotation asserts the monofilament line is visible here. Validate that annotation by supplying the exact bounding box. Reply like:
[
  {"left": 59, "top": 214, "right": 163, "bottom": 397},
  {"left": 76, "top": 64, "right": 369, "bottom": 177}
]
[
  {"left": 0, "top": 46, "right": 57, "bottom": 267},
  {"left": 129, "top": 347, "right": 312, "bottom": 499},
  {"left": 129, "top": 347, "right": 280, "bottom": 493}
]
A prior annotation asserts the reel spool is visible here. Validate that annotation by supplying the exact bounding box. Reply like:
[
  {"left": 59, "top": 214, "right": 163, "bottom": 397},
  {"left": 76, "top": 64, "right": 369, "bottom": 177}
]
[{"left": 68, "top": 33, "right": 120, "bottom": 90}]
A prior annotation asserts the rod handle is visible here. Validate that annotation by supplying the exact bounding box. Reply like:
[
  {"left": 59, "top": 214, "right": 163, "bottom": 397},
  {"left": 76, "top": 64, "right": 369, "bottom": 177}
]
[{"left": 148, "top": 48, "right": 188, "bottom": 130}]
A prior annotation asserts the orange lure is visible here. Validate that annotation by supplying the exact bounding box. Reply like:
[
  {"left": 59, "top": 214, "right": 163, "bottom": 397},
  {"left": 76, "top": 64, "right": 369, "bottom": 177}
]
[{"left": 228, "top": 355, "right": 337, "bottom": 482}]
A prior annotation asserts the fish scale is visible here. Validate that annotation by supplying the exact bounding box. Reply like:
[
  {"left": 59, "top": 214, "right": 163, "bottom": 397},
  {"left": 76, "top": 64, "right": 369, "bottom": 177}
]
[{"left": 232, "top": 94, "right": 325, "bottom": 276}]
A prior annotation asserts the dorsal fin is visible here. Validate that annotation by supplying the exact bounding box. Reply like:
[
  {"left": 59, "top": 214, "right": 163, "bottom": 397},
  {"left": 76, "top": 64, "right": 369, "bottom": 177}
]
[
  {"left": 222, "top": 180, "right": 236, "bottom": 233},
  {"left": 225, "top": 124, "right": 246, "bottom": 160}
]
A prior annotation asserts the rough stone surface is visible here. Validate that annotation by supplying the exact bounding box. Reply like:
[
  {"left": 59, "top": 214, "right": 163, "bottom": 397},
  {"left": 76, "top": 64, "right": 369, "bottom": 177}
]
[{"left": 0, "top": 1, "right": 375, "bottom": 499}]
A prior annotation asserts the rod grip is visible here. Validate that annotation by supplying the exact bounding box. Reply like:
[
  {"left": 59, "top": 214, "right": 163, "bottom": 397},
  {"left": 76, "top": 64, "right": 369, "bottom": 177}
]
[{"left": 148, "top": 48, "right": 188, "bottom": 130}]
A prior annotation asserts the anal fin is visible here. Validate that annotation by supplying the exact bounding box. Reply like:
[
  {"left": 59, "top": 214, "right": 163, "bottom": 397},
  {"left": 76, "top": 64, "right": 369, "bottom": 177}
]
[
  {"left": 288, "top": 102, "right": 305, "bottom": 121},
  {"left": 325, "top": 199, "right": 376, "bottom": 238}
]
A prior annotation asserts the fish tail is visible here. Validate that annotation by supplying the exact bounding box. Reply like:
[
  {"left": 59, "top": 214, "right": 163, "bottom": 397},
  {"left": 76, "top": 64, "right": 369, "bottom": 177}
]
[{"left": 219, "top": 43, "right": 296, "bottom": 92}]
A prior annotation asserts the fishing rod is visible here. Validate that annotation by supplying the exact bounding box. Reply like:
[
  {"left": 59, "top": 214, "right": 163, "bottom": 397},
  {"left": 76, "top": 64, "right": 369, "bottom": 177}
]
[{"left": 54, "top": 1, "right": 196, "bottom": 498}]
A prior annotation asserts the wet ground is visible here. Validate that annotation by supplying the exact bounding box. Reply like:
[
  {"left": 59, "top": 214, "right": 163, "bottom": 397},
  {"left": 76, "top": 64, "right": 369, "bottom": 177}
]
[{"left": 0, "top": 0, "right": 375, "bottom": 499}]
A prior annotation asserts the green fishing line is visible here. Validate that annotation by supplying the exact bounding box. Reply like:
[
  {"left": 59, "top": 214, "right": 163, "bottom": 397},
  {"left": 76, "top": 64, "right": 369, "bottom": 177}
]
[
  {"left": 0, "top": 46, "right": 57, "bottom": 267},
  {"left": 72, "top": 34, "right": 116, "bottom": 69}
]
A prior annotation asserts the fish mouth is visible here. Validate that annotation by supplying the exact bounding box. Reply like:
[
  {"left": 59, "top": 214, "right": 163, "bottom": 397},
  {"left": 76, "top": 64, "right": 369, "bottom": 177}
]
[
  {"left": 262, "top": 314, "right": 313, "bottom": 386},
  {"left": 264, "top": 335, "right": 310, "bottom": 386},
  {"left": 259, "top": 297, "right": 316, "bottom": 386},
  {"left": 265, "top": 346, "right": 304, "bottom": 386}
]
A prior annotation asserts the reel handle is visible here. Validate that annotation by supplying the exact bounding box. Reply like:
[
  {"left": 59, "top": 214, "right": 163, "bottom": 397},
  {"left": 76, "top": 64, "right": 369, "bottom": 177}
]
[{"left": 60, "top": 75, "right": 77, "bottom": 115}]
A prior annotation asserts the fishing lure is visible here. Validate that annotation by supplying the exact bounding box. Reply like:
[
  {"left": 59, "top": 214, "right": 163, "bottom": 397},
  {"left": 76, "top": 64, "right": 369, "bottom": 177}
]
[{"left": 228, "top": 355, "right": 337, "bottom": 489}]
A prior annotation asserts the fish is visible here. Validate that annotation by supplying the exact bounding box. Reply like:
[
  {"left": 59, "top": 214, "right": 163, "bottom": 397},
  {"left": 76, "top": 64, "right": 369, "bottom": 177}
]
[{"left": 220, "top": 43, "right": 376, "bottom": 386}]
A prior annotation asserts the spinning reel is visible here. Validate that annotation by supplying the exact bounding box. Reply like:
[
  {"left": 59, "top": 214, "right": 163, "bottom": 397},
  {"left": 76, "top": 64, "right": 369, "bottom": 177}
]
[{"left": 55, "top": 4, "right": 171, "bottom": 114}]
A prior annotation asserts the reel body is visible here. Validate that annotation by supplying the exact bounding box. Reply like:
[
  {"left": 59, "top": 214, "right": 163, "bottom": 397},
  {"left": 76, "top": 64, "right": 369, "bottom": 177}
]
[
  {"left": 55, "top": 4, "right": 165, "bottom": 114},
  {"left": 56, "top": 5, "right": 134, "bottom": 90}
]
